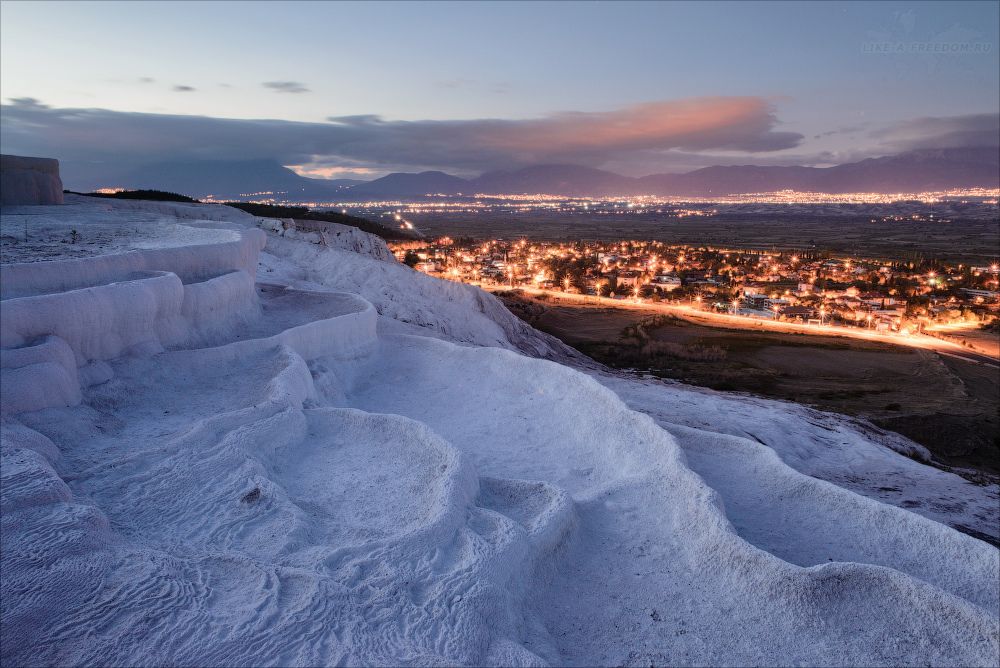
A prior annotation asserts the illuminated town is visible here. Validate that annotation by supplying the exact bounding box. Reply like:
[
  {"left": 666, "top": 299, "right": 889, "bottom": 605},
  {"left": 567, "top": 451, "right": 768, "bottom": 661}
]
[
  {"left": 391, "top": 236, "right": 1000, "bottom": 336},
  {"left": 201, "top": 187, "right": 999, "bottom": 213}
]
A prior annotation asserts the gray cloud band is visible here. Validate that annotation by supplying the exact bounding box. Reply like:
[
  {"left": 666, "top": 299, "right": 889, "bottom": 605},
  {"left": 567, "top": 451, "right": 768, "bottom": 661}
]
[
  {"left": 1, "top": 96, "right": 801, "bottom": 173},
  {"left": 2, "top": 97, "right": 993, "bottom": 175}
]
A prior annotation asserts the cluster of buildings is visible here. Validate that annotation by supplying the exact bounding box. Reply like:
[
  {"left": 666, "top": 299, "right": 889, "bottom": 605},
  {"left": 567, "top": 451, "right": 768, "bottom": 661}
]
[{"left": 391, "top": 238, "right": 1000, "bottom": 333}]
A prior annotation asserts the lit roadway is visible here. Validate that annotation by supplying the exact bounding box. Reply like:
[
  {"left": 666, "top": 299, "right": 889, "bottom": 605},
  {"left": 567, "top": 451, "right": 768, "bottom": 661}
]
[{"left": 488, "top": 285, "right": 1000, "bottom": 369}]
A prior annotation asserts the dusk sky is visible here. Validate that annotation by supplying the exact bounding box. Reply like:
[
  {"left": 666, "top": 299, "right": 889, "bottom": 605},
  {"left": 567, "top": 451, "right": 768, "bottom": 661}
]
[{"left": 2, "top": 0, "right": 998, "bottom": 179}]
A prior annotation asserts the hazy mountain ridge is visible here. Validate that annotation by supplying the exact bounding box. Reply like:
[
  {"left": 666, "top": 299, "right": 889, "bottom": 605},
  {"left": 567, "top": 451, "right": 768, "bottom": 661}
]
[
  {"left": 470, "top": 164, "right": 636, "bottom": 196},
  {"left": 356, "top": 147, "right": 1000, "bottom": 197},
  {"left": 76, "top": 147, "right": 999, "bottom": 199},
  {"left": 345, "top": 170, "right": 469, "bottom": 196},
  {"left": 68, "top": 159, "right": 363, "bottom": 200}
]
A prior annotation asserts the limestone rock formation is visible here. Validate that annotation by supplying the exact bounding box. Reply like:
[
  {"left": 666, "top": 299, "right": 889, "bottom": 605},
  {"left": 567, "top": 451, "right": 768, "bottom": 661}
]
[{"left": 1, "top": 155, "right": 64, "bottom": 205}]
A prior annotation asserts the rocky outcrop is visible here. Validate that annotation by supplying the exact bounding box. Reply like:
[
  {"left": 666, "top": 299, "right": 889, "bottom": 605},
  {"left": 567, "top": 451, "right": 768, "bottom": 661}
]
[
  {"left": 258, "top": 217, "right": 399, "bottom": 262},
  {"left": 1, "top": 155, "right": 64, "bottom": 206}
]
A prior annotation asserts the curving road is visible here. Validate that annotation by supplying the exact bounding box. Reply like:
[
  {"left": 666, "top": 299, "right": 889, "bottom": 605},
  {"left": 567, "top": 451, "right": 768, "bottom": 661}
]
[{"left": 489, "top": 285, "right": 1000, "bottom": 368}]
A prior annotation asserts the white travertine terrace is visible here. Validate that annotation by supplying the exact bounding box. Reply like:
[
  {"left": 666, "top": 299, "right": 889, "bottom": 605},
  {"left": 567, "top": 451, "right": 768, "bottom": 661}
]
[{"left": 0, "top": 204, "right": 373, "bottom": 415}]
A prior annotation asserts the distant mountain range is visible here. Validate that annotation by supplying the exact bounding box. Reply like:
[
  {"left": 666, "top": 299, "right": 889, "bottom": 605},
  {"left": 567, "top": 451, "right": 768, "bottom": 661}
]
[
  {"left": 345, "top": 170, "right": 469, "bottom": 197},
  {"left": 81, "top": 147, "right": 999, "bottom": 200},
  {"left": 348, "top": 147, "right": 999, "bottom": 198},
  {"left": 75, "top": 159, "right": 364, "bottom": 200}
]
